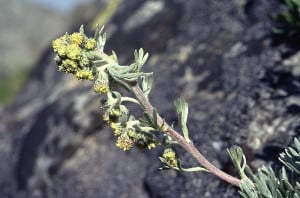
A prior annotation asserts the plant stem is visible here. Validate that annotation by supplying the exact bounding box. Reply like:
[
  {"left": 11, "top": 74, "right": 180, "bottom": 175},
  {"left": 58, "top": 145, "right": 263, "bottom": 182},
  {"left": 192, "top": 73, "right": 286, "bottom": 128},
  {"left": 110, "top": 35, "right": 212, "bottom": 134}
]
[{"left": 132, "top": 83, "right": 242, "bottom": 187}]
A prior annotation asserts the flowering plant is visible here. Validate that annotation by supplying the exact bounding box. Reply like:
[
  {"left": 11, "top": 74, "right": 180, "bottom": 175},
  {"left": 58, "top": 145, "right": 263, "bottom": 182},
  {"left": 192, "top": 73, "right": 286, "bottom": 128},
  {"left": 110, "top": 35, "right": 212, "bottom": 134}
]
[{"left": 52, "top": 25, "right": 300, "bottom": 197}]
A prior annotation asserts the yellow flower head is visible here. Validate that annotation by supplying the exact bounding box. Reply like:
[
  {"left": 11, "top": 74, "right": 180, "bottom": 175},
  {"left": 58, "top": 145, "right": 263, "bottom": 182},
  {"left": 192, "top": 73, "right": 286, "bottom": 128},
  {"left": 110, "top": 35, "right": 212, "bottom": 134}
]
[
  {"left": 162, "top": 148, "right": 178, "bottom": 167},
  {"left": 57, "top": 46, "right": 67, "bottom": 57},
  {"left": 110, "top": 108, "right": 121, "bottom": 117},
  {"left": 75, "top": 69, "right": 94, "bottom": 80},
  {"left": 52, "top": 38, "right": 62, "bottom": 52},
  {"left": 52, "top": 36, "right": 64, "bottom": 51},
  {"left": 116, "top": 135, "right": 134, "bottom": 151},
  {"left": 110, "top": 122, "right": 122, "bottom": 136},
  {"left": 93, "top": 82, "right": 109, "bottom": 93},
  {"left": 69, "top": 32, "right": 84, "bottom": 46},
  {"left": 93, "top": 72, "right": 110, "bottom": 94},
  {"left": 67, "top": 44, "right": 82, "bottom": 60},
  {"left": 147, "top": 142, "right": 157, "bottom": 150},
  {"left": 62, "top": 59, "right": 78, "bottom": 73},
  {"left": 103, "top": 114, "right": 110, "bottom": 123},
  {"left": 52, "top": 35, "right": 68, "bottom": 57},
  {"left": 85, "top": 38, "right": 97, "bottom": 50}
]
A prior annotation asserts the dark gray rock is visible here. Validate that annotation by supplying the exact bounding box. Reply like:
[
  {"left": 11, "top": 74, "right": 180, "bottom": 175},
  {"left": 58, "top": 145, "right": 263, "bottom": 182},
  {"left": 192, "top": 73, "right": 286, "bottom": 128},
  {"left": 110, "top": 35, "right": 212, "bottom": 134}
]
[{"left": 1, "top": 0, "right": 300, "bottom": 197}]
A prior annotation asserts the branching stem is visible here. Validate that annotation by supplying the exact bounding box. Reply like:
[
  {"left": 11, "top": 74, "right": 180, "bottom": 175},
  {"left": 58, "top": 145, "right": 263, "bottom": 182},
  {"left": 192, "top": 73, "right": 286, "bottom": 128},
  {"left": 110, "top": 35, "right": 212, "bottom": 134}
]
[{"left": 132, "top": 83, "right": 242, "bottom": 187}]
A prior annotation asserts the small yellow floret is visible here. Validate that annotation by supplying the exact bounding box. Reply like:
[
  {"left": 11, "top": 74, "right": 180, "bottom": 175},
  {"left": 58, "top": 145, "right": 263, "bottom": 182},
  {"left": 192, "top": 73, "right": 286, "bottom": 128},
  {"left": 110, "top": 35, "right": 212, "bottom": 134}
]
[
  {"left": 110, "top": 122, "right": 122, "bottom": 136},
  {"left": 93, "top": 79, "right": 109, "bottom": 93},
  {"left": 103, "top": 114, "right": 110, "bottom": 123},
  {"left": 147, "top": 142, "right": 157, "bottom": 150},
  {"left": 52, "top": 36, "right": 68, "bottom": 56},
  {"left": 85, "top": 38, "right": 96, "bottom": 50},
  {"left": 110, "top": 108, "right": 121, "bottom": 117},
  {"left": 93, "top": 83, "right": 109, "bottom": 94},
  {"left": 62, "top": 59, "right": 78, "bottom": 73},
  {"left": 75, "top": 69, "right": 94, "bottom": 80},
  {"left": 67, "top": 44, "right": 82, "bottom": 60},
  {"left": 57, "top": 46, "right": 67, "bottom": 56},
  {"left": 52, "top": 38, "right": 62, "bottom": 52},
  {"left": 70, "top": 32, "right": 84, "bottom": 46},
  {"left": 93, "top": 71, "right": 110, "bottom": 93}
]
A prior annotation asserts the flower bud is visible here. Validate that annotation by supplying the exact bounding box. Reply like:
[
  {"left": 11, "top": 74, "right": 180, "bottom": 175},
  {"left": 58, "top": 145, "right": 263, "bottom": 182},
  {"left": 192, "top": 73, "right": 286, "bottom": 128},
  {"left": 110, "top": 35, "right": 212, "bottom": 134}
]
[
  {"left": 162, "top": 148, "right": 178, "bottom": 168},
  {"left": 93, "top": 71, "right": 110, "bottom": 94},
  {"left": 62, "top": 59, "right": 78, "bottom": 74},
  {"left": 84, "top": 38, "right": 97, "bottom": 50}
]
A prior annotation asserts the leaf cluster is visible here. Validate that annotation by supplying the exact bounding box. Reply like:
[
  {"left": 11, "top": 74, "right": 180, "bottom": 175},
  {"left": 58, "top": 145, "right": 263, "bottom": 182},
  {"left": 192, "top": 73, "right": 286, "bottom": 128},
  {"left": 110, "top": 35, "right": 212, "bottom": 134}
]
[
  {"left": 229, "top": 138, "right": 300, "bottom": 198},
  {"left": 272, "top": 0, "right": 300, "bottom": 37}
]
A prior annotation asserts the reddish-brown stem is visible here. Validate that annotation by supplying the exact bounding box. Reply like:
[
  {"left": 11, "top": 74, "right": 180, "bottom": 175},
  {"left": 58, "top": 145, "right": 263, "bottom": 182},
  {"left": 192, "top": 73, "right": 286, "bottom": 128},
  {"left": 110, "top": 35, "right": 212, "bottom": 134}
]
[{"left": 132, "top": 83, "right": 242, "bottom": 187}]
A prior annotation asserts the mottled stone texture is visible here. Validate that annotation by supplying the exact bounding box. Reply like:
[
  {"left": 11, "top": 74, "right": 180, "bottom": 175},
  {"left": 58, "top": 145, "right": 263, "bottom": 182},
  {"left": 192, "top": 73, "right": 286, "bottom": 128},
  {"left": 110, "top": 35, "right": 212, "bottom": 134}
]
[{"left": 1, "top": 0, "right": 300, "bottom": 197}]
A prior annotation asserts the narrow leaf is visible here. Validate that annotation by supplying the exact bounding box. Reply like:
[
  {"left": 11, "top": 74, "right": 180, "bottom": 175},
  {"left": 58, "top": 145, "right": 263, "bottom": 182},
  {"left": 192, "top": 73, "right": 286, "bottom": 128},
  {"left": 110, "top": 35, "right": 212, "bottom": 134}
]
[
  {"left": 79, "top": 24, "right": 84, "bottom": 34},
  {"left": 141, "top": 73, "right": 154, "bottom": 99},
  {"left": 180, "top": 166, "right": 208, "bottom": 172},
  {"left": 174, "top": 97, "right": 190, "bottom": 143}
]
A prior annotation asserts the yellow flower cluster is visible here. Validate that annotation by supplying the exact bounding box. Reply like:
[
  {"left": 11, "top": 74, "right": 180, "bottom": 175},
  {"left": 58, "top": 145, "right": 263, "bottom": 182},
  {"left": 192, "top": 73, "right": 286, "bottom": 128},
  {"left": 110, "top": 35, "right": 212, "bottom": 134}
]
[
  {"left": 109, "top": 117, "right": 159, "bottom": 151},
  {"left": 116, "top": 135, "right": 134, "bottom": 151},
  {"left": 103, "top": 114, "right": 110, "bottom": 122},
  {"left": 109, "top": 120, "right": 137, "bottom": 150},
  {"left": 147, "top": 142, "right": 157, "bottom": 150},
  {"left": 61, "top": 59, "right": 77, "bottom": 73},
  {"left": 75, "top": 69, "right": 94, "bottom": 80},
  {"left": 52, "top": 35, "right": 67, "bottom": 56},
  {"left": 102, "top": 107, "right": 141, "bottom": 151},
  {"left": 102, "top": 108, "right": 123, "bottom": 136},
  {"left": 93, "top": 71, "right": 110, "bottom": 94},
  {"left": 110, "top": 122, "right": 122, "bottom": 136},
  {"left": 66, "top": 44, "right": 81, "bottom": 60},
  {"left": 110, "top": 108, "right": 121, "bottom": 117},
  {"left": 69, "top": 32, "right": 84, "bottom": 46},
  {"left": 52, "top": 29, "right": 97, "bottom": 81},
  {"left": 93, "top": 83, "right": 109, "bottom": 94},
  {"left": 162, "top": 148, "right": 178, "bottom": 168},
  {"left": 135, "top": 135, "right": 159, "bottom": 150},
  {"left": 85, "top": 38, "right": 97, "bottom": 50}
]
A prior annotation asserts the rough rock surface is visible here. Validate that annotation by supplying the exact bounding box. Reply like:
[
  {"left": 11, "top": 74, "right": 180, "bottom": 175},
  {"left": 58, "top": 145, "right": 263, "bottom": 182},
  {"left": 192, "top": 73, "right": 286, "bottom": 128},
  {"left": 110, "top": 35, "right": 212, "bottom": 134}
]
[{"left": 1, "top": 0, "right": 300, "bottom": 197}]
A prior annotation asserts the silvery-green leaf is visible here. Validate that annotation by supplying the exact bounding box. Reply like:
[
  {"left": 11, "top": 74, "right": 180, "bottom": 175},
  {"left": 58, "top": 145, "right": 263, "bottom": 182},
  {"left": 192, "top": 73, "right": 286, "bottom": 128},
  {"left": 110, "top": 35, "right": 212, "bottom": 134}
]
[
  {"left": 97, "top": 32, "right": 106, "bottom": 50},
  {"left": 141, "top": 73, "right": 154, "bottom": 99},
  {"left": 279, "top": 138, "right": 300, "bottom": 175},
  {"left": 111, "top": 50, "right": 118, "bottom": 62},
  {"left": 174, "top": 97, "right": 190, "bottom": 143},
  {"left": 152, "top": 109, "right": 158, "bottom": 128},
  {"left": 134, "top": 48, "right": 149, "bottom": 71},
  {"left": 79, "top": 24, "right": 84, "bottom": 34},
  {"left": 228, "top": 146, "right": 249, "bottom": 180},
  {"left": 94, "top": 24, "right": 104, "bottom": 40}
]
